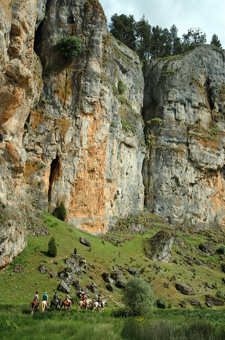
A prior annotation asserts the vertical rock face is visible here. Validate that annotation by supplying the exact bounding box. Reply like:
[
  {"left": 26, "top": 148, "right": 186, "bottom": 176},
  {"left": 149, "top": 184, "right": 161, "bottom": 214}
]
[
  {"left": 0, "top": 0, "right": 42, "bottom": 266},
  {"left": 0, "top": 0, "right": 145, "bottom": 266},
  {"left": 25, "top": 0, "right": 145, "bottom": 233},
  {"left": 0, "top": 1, "right": 224, "bottom": 267},
  {"left": 143, "top": 46, "right": 225, "bottom": 228}
]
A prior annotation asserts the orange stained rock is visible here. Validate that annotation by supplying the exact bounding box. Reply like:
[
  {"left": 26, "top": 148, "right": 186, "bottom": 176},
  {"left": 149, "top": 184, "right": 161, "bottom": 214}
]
[
  {"left": 69, "top": 112, "right": 114, "bottom": 233},
  {"left": 209, "top": 173, "right": 225, "bottom": 214},
  {"left": 0, "top": 87, "right": 25, "bottom": 126}
]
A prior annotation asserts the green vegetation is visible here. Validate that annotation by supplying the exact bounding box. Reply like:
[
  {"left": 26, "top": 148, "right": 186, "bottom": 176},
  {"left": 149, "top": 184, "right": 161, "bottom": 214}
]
[
  {"left": 121, "top": 119, "right": 136, "bottom": 134},
  {"left": 47, "top": 236, "right": 57, "bottom": 257},
  {"left": 217, "top": 244, "right": 225, "bottom": 255},
  {"left": 0, "top": 306, "right": 225, "bottom": 340},
  {"left": 122, "top": 277, "right": 154, "bottom": 316},
  {"left": 56, "top": 36, "right": 82, "bottom": 62},
  {"left": 118, "top": 79, "right": 127, "bottom": 95},
  {"left": 0, "top": 210, "right": 225, "bottom": 339},
  {"left": 53, "top": 202, "right": 67, "bottom": 221}
]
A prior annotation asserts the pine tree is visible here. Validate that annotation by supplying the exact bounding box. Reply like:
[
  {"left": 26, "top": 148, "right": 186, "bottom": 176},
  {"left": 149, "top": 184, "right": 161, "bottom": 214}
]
[
  {"left": 48, "top": 236, "right": 57, "bottom": 257},
  {"left": 210, "top": 34, "right": 222, "bottom": 48}
]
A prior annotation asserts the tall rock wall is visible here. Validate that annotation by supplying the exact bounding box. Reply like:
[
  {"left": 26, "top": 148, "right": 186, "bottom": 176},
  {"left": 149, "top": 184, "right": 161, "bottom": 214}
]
[
  {"left": 0, "top": 0, "right": 145, "bottom": 266},
  {"left": 0, "top": 0, "right": 224, "bottom": 268},
  {"left": 143, "top": 46, "right": 225, "bottom": 229}
]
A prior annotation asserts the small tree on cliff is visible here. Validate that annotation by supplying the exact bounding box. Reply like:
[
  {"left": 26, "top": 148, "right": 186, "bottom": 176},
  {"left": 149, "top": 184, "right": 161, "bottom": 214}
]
[
  {"left": 53, "top": 202, "right": 67, "bottom": 221},
  {"left": 47, "top": 236, "right": 57, "bottom": 257},
  {"left": 56, "top": 35, "right": 82, "bottom": 63}
]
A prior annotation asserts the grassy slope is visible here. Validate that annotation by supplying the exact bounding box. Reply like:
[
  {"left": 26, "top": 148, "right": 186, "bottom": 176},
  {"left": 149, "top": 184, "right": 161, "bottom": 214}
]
[{"left": 0, "top": 211, "right": 224, "bottom": 309}]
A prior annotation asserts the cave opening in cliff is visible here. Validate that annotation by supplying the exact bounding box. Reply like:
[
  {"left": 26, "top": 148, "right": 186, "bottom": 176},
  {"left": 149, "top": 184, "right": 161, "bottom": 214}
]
[
  {"left": 205, "top": 77, "right": 215, "bottom": 111},
  {"left": 48, "top": 156, "right": 61, "bottom": 202}
]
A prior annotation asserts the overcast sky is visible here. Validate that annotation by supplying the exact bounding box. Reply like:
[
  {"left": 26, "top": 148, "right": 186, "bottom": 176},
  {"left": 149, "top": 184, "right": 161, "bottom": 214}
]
[{"left": 100, "top": 0, "right": 225, "bottom": 48}]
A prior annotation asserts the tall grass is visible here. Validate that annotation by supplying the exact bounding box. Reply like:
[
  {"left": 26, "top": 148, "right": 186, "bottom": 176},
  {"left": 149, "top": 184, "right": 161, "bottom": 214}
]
[{"left": 121, "top": 319, "right": 225, "bottom": 340}]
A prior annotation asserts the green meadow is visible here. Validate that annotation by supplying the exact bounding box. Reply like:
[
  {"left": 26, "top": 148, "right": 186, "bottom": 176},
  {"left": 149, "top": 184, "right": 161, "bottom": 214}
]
[{"left": 0, "top": 211, "right": 225, "bottom": 339}]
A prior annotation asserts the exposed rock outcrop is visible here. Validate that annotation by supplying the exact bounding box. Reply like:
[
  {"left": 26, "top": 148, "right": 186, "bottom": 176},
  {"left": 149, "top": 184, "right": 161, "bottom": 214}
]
[
  {"left": 0, "top": 0, "right": 224, "bottom": 268},
  {"left": 0, "top": 0, "right": 145, "bottom": 266},
  {"left": 143, "top": 46, "right": 225, "bottom": 229},
  {"left": 144, "top": 230, "right": 174, "bottom": 263}
]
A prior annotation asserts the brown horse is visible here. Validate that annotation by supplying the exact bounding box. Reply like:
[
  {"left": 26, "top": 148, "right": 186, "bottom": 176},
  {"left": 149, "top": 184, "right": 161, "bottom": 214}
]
[
  {"left": 60, "top": 298, "right": 75, "bottom": 311},
  {"left": 30, "top": 300, "right": 39, "bottom": 315}
]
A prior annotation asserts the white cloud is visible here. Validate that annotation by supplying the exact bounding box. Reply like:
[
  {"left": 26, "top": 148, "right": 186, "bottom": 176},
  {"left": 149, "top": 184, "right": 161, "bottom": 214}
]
[{"left": 100, "top": 0, "right": 225, "bottom": 47}]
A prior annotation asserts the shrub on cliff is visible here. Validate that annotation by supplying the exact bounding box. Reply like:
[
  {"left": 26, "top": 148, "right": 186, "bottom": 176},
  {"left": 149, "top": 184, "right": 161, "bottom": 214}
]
[
  {"left": 56, "top": 36, "right": 82, "bottom": 62},
  {"left": 118, "top": 79, "right": 127, "bottom": 95},
  {"left": 47, "top": 236, "right": 57, "bottom": 257},
  {"left": 122, "top": 277, "right": 154, "bottom": 316},
  {"left": 53, "top": 202, "right": 67, "bottom": 221}
]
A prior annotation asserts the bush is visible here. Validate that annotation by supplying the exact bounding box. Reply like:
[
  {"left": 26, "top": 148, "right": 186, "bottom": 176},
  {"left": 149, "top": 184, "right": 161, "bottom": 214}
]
[
  {"left": 47, "top": 236, "right": 57, "bottom": 257},
  {"left": 217, "top": 288, "right": 225, "bottom": 300},
  {"left": 56, "top": 36, "right": 82, "bottom": 62},
  {"left": 53, "top": 202, "right": 67, "bottom": 221},
  {"left": 118, "top": 79, "right": 127, "bottom": 95},
  {"left": 217, "top": 244, "right": 225, "bottom": 255},
  {"left": 122, "top": 277, "right": 154, "bottom": 316},
  {"left": 156, "top": 298, "right": 166, "bottom": 309}
]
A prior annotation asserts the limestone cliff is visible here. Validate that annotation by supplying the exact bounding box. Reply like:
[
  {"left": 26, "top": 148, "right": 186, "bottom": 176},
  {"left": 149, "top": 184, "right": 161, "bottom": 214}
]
[
  {"left": 0, "top": 0, "right": 145, "bottom": 266},
  {"left": 143, "top": 46, "right": 225, "bottom": 228},
  {"left": 0, "top": 0, "right": 224, "bottom": 268}
]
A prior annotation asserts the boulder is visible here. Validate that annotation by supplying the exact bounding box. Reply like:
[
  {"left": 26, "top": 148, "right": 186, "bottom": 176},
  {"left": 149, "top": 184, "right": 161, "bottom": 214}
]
[
  {"left": 127, "top": 266, "right": 138, "bottom": 276},
  {"left": 73, "top": 280, "right": 81, "bottom": 291},
  {"left": 102, "top": 272, "right": 111, "bottom": 283},
  {"left": 199, "top": 243, "right": 215, "bottom": 255},
  {"left": 188, "top": 298, "right": 203, "bottom": 308},
  {"left": 179, "top": 300, "right": 186, "bottom": 308},
  {"left": 86, "top": 283, "right": 98, "bottom": 294},
  {"left": 205, "top": 295, "right": 224, "bottom": 307},
  {"left": 106, "top": 283, "right": 114, "bottom": 291},
  {"left": 49, "top": 271, "right": 57, "bottom": 278},
  {"left": 111, "top": 271, "right": 122, "bottom": 281},
  {"left": 175, "top": 283, "right": 195, "bottom": 295},
  {"left": 115, "top": 279, "right": 126, "bottom": 288},
  {"left": 38, "top": 264, "right": 48, "bottom": 274},
  {"left": 58, "top": 280, "right": 70, "bottom": 293},
  {"left": 80, "top": 237, "right": 91, "bottom": 247},
  {"left": 143, "top": 230, "right": 174, "bottom": 263}
]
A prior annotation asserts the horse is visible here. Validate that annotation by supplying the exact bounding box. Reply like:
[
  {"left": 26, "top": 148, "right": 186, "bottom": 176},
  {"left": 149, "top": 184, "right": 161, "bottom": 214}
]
[
  {"left": 50, "top": 298, "right": 61, "bottom": 309},
  {"left": 92, "top": 300, "right": 107, "bottom": 312},
  {"left": 92, "top": 301, "right": 102, "bottom": 312},
  {"left": 60, "top": 298, "right": 75, "bottom": 311},
  {"left": 30, "top": 300, "right": 39, "bottom": 315},
  {"left": 77, "top": 299, "right": 92, "bottom": 311},
  {"left": 41, "top": 300, "right": 48, "bottom": 312}
]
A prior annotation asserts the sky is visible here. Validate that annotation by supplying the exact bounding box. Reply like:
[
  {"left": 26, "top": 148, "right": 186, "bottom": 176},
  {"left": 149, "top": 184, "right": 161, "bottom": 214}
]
[{"left": 100, "top": 0, "right": 225, "bottom": 48}]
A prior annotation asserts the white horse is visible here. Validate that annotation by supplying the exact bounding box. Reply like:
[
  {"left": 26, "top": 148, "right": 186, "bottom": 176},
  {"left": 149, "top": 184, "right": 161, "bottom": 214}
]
[
  {"left": 92, "top": 299, "right": 107, "bottom": 312},
  {"left": 41, "top": 300, "right": 47, "bottom": 312}
]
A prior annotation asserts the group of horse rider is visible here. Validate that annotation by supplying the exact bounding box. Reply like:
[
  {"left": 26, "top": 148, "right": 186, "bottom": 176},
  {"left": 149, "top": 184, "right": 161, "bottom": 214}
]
[{"left": 33, "top": 291, "right": 103, "bottom": 308}]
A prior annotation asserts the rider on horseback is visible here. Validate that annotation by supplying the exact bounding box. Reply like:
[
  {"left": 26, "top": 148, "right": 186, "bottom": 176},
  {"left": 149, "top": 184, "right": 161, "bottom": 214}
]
[
  {"left": 65, "top": 293, "right": 72, "bottom": 303},
  {"left": 43, "top": 292, "right": 48, "bottom": 303},
  {"left": 34, "top": 291, "right": 39, "bottom": 303},
  {"left": 82, "top": 292, "right": 86, "bottom": 307},
  {"left": 53, "top": 291, "right": 59, "bottom": 303}
]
